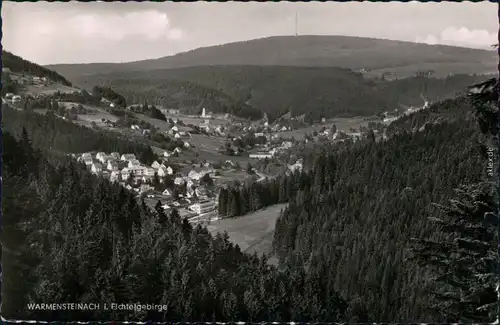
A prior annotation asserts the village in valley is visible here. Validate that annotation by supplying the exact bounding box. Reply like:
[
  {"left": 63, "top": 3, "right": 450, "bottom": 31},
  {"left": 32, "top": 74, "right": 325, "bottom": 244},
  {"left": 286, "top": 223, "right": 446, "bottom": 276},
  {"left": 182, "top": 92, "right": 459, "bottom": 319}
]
[
  {"left": 2, "top": 64, "right": 398, "bottom": 228},
  {"left": 75, "top": 149, "right": 219, "bottom": 225}
]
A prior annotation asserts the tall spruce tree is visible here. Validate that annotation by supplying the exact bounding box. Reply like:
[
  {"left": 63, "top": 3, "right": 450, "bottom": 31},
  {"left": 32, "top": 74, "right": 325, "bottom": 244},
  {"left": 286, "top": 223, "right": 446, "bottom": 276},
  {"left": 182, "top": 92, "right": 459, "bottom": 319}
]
[{"left": 408, "top": 183, "right": 497, "bottom": 321}]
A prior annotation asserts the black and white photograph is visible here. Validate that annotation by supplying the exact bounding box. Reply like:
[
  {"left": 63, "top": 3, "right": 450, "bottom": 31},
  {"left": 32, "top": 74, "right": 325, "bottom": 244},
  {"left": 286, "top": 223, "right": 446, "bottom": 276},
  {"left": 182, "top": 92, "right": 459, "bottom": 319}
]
[{"left": 1, "top": 1, "right": 499, "bottom": 322}]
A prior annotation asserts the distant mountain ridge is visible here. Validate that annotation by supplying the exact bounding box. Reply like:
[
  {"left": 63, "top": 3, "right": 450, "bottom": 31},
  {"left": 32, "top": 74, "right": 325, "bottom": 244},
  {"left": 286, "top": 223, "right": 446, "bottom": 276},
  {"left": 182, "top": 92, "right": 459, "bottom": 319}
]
[
  {"left": 67, "top": 65, "right": 488, "bottom": 122},
  {"left": 46, "top": 35, "right": 497, "bottom": 79}
]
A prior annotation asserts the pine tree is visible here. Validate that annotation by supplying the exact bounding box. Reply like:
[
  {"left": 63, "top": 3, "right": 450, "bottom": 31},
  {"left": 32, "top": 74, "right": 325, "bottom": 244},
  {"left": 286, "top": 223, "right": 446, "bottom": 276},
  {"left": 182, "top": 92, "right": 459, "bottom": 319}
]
[
  {"left": 409, "top": 183, "right": 497, "bottom": 322},
  {"left": 155, "top": 200, "right": 168, "bottom": 224}
]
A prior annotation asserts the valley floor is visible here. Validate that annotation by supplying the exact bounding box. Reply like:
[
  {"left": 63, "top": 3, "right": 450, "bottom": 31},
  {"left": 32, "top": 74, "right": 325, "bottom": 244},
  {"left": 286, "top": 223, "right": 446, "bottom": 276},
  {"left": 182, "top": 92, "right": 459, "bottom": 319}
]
[{"left": 206, "top": 203, "right": 287, "bottom": 263}]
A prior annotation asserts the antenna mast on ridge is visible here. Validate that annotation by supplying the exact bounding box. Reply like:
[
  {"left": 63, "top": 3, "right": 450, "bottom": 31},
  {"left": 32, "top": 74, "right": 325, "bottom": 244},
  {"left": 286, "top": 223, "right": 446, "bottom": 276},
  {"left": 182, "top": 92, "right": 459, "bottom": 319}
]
[{"left": 295, "top": 11, "right": 299, "bottom": 36}]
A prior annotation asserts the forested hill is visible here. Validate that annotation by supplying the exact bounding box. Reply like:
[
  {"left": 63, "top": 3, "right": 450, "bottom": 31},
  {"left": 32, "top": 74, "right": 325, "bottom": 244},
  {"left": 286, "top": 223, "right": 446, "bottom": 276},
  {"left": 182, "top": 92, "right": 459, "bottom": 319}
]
[
  {"left": 386, "top": 95, "right": 475, "bottom": 136},
  {"left": 2, "top": 106, "right": 156, "bottom": 164},
  {"left": 96, "top": 77, "right": 263, "bottom": 120},
  {"left": 2, "top": 50, "right": 73, "bottom": 86},
  {"left": 63, "top": 66, "right": 486, "bottom": 122},
  {"left": 271, "top": 95, "right": 489, "bottom": 321},
  {"left": 92, "top": 85, "right": 127, "bottom": 108},
  {"left": 3, "top": 127, "right": 349, "bottom": 322},
  {"left": 47, "top": 35, "right": 497, "bottom": 78},
  {"left": 220, "top": 92, "right": 494, "bottom": 321}
]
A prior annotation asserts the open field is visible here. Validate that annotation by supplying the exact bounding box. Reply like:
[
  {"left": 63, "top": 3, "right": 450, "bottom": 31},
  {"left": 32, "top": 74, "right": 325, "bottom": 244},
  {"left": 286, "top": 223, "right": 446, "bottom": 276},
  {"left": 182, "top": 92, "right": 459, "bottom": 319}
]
[
  {"left": 212, "top": 169, "right": 255, "bottom": 186},
  {"left": 136, "top": 112, "right": 228, "bottom": 132},
  {"left": 207, "top": 203, "right": 287, "bottom": 257},
  {"left": 23, "top": 83, "right": 80, "bottom": 96},
  {"left": 135, "top": 114, "right": 191, "bottom": 133},
  {"left": 196, "top": 149, "right": 254, "bottom": 165},
  {"left": 74, "top": 106, "right": 118, "bottom": 128},
  {"left": 167, "top": 115, "right": 229, "bottom": 127},
  {"left": 190, "top": 134, "right": 225, "bottom": 151}
]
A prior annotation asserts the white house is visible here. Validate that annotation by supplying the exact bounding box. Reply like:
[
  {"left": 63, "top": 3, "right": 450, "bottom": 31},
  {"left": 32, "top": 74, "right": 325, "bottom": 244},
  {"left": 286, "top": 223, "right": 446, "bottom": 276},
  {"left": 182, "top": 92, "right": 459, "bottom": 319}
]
[
  {"left": 162, "top": 189, "right": 172, "bottom": 197},
  {"left": 254, "top": 132, "right": 265, "bottom": 137},
  {"left": 91, "top": 163, "right": 103, "bottom": 174},
  {"left": 186, "top": 187, "right": 195, "bottom": 199},
  {"left": 184, "top": 141, "right": 190, "bottom": 148},
  {"left": 121, "top": 154, "right": 136, "bottom": 161},
  {"left": 188, "top": 170, "right": 201, "bottom": 181},
  {"left": 281, "top": 141, "right": 293, "bottom": 150},
  {"left": 96, "top": 152, "right": 106, "bottom": 161},
  {"left": 110, "top": 152, "right": 120, "bottom": 160},
  {"left": 196, "top": 187, "right": 208, "bottom": 199},
  {"left": 157, "top": 166, "right": 167, "bottom": 177},
  {"left": 81, "top": 152, "right": 92, "bottom": 160},
  {"left": 174, "top": 133, "right": 181, "bottom": 139},
  {"left": 83, "top": 157, "right": 93, "bottom": 166},
  {"left": 98, "top": 154, "right": 114, "bottom": 164},
  {"left": 171, "top": 126, "right": 179, "bottom": 132},
  {"left": 189, "top": 199, "right": 216, "bottom": 215},
  {"left": 249, "top": 151, "right": 274, "bottom": 159},
  {"left": 121, "top": 168, "right": 131, "bottom": 180},
  {"left": 174, "top": 177, "right": 185, "bottom": 185},
  {"left": 128, "top": 159, "right": 141, "bottom": 168},
  {"left": 110, "top": 171, "right": 120, "bottom": 182},
  {"left": 107, "top": 161, "right": 118, "bottom": 171},
  {"left": 151, "top": 161, "right": 161, "bottom": 169},
  {"left": 174, "top": 147, "right": 182, "bottom": 154},
  {"left": 158, "top": 166, "right": 173, "bottom": 177},
  {"left": 163, "top": 151, "right": 171, "bottom": 158},
  {"left": 144, "top": 168, "right": 155, "bottom": 177},
  {"left": 130, "top": 166, "right": 145, "bottom": 176}
]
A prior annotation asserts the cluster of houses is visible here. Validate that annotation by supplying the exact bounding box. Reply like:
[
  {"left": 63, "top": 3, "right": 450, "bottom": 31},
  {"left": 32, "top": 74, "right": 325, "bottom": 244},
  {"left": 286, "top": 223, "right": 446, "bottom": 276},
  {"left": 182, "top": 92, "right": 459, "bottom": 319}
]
[
  {"left": 248, "top": 140, "right": 294, "bottom": 160},
  {"left": 2, "top": 68, "right": 49, "bottom": 86},
  {"left": 78, "top": 152, "right": 174, "bottom": 186},
  {"left": 76, "top": 151, "right": 218, "bottom": 221},
  {"left": 309, "top": 129, "right": 364, "bottom": 143},
  {"left": 199, "top": 121, "right": 227, "bottom": 136},
  {"left": 4, "top": 92, "right": 22, "bottom": 102},
  {"left": 165, "top": 125, "right": 192, "bottom": 141}
]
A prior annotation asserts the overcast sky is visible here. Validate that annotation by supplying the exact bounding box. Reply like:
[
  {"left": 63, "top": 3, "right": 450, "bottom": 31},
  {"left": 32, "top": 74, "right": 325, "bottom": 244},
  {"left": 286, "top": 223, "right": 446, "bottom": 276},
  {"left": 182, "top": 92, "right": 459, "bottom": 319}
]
[{"left": 2, "top": 1, "right": 497, "bottom": 65}]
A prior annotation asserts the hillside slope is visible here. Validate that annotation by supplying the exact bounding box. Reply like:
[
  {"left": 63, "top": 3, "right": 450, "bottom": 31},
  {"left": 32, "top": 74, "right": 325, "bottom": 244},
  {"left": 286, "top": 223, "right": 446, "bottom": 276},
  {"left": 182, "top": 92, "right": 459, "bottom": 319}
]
[
  {"left": 224, "top": 93, "right": 488, "bottom": 321},
  {"left": 70, "top": 65, "right": 488, "bottom": 121},
  {"left": 47, "top": 36, "right": 497, "bottom": 79},
  {"left": 3, "top": 50, "right": 72, "bottom": 86}
]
